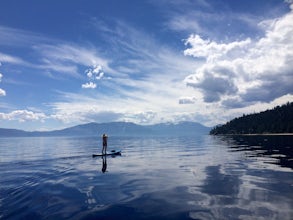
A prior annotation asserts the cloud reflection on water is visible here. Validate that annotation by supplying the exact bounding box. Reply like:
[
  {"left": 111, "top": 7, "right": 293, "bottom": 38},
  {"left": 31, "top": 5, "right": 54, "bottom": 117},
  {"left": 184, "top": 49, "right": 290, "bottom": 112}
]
[
  {"left": 185, "top": 135, "right": 293, "bottom": 220},
  {"left": 0, "top": 135, "right": 292, "bottom": 219}
]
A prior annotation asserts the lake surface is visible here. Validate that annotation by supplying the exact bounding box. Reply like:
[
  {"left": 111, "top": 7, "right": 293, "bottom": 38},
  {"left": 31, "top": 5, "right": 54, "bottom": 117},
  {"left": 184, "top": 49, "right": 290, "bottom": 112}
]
[{"left": 0, "top": 135, "right": 292, "bottom": 220}]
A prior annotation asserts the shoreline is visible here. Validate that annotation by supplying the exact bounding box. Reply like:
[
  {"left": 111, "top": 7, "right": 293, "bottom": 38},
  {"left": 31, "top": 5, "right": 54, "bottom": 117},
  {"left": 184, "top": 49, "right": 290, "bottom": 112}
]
[{"left": 214, "top": 133, "right": 293, "bottom": 136}]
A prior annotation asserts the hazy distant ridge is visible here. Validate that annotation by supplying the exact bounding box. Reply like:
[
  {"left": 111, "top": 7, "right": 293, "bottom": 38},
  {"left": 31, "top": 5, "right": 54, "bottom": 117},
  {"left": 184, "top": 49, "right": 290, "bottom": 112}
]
[{"left": 0, "top": 121, "right": 210, "bottom": 137}]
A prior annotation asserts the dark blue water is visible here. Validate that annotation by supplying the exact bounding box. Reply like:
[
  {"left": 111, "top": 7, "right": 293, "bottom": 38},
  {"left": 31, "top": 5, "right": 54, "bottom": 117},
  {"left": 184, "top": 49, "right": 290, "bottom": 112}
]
[{"left": 0, "top": 135, "right": 292, "bottom": 219}]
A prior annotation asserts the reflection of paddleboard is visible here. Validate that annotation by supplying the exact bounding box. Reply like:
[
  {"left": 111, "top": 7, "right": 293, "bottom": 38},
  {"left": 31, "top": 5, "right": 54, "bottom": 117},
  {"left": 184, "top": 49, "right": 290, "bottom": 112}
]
[{"left": 92, "top": 150, "right": 121, "bottom": 157}]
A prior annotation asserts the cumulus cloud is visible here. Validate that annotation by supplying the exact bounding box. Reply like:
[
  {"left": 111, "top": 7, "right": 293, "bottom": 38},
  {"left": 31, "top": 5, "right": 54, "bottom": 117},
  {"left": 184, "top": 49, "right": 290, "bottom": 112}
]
[
  {"left": 85, "top": 65, "right": 104, "bottom": 79},
  {"left": 82, "top": 64, "right": 107, "bottom": 89},
  {"left": 81, "top": 82, "right": 97, "bottom": 89},
  {"left": 184, "top": 5, "right": 293, "bottom": 108},
  {"left": 184, "top": 35, "right": 251, "bottom": 60},
  {"left": 0, "top": 110, "right": 47, "bottom": 122}
]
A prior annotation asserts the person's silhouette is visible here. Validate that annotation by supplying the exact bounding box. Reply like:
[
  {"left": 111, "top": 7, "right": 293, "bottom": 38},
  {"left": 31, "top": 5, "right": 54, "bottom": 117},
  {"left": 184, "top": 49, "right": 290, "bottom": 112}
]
[
  {"left": 102, "top": 134, "right": 108, "bottom": 155},
  {"left": 102, "top": 156, "right": 107, "bottom": 173}
]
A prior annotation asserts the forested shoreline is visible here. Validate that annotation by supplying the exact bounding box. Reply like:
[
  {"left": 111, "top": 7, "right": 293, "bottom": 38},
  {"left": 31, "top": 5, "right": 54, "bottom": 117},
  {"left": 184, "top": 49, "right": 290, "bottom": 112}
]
[{"left": 210, "top": 102, "right": 293, "bottom": 135}]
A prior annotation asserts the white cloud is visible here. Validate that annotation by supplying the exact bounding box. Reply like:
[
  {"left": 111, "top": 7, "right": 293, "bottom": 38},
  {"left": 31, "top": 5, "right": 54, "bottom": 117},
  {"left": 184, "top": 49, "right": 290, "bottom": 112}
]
[
  {"left": 0, "top": 88, "right": 5, "bottom": 96},
  {"left": 48, "top": 96, "right": 132, "bottom": 124},
  {"left": 86, "top": 65, "right": 103, "bottom": 77},
  {"left": 47, "top": 87, "right": 192, "bottom": 125},
  {"left": 0, "top": 52, "right": 27, "bottom": 65},
  {"left": 0, "top": 73, "right": 5, "bottom": 96},
  {"left": 0, "top": 26, "right": 115, "bottom": 79},
  {"left": 0, "top": 110, "right": 47, "bottom": 122},
  {"left": 0, "top": 25, "right": 51, "bottom": 44},
  {"left": 184, "top": 5, "right": 293, "bottom": 108},
  {"left": 168, "top": 15, "right": 202, "bottom": 33},
  {"left": 184, "top": 35, "right": 251, "bottom": 61},
  {"left": 0, "top": 21, "right": 203, "bottom": 127},
  {"left": 34, "top": 44, "right": 115, "bottom": 77},
  {"left": 5, "top": 6, "right": 292, "bottom": 130},
  {"left": 82, "top": 64, "right": 107, "bottom": 89},
  {"left": 81, "top": 82, "right": 97, "bottom": 89}
]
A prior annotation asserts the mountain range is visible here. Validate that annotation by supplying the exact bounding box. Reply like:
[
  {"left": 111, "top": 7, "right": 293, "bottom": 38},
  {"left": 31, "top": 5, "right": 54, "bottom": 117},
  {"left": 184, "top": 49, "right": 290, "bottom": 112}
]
[{"left": 0, "top": 121, "right": 211, "bottom": 137}]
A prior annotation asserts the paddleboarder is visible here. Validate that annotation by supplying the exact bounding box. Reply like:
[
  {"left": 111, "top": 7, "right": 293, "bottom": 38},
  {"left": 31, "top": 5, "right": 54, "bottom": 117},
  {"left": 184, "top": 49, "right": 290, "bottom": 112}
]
[{"left": 102, "top": 133, "right": 108, "bottom": 155}]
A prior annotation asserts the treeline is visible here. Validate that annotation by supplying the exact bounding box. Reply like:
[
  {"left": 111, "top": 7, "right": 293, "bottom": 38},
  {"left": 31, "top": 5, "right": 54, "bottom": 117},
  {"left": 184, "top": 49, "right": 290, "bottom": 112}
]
[{"left": 210, "top": 102, "right": 293, "bottom": 135}]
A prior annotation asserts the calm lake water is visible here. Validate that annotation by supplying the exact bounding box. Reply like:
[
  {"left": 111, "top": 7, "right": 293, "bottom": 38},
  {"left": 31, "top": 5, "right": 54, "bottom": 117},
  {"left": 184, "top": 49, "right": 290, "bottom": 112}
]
[{"left": 0, "top": 135, "right": 292, "bottom": 220}]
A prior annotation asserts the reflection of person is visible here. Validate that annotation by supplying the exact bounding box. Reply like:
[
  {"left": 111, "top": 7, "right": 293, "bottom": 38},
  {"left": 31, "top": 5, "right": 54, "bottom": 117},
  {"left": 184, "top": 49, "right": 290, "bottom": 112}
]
[
  {"left": 102, "top": 134, "right": 108, "bottom": 155},
  {"left": 102, "top": 156, "right": 107, "bottom": 173}
]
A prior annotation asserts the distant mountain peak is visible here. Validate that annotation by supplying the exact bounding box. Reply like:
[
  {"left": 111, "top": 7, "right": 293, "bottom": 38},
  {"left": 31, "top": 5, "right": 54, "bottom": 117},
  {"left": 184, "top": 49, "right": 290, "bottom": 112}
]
[{"left": 0, "top": 121, "right": 211, "bottom": 137}]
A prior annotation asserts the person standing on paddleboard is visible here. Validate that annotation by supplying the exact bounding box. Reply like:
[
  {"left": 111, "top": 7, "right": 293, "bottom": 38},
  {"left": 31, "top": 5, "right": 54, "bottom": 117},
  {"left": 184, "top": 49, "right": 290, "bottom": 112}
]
[{"left": 102, "top": 134, "right": 108, "bottom": 155}]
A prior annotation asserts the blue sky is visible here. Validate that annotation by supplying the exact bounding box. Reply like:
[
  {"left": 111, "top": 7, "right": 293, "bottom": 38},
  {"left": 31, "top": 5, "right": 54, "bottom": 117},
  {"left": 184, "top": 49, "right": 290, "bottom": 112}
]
[{"left": 0, "top": 0, "right": 292, "bottom": 131}]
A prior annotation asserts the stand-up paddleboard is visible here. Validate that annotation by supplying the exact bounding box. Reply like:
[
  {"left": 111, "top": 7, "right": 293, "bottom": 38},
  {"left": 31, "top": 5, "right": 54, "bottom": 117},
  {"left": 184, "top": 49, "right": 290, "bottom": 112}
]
[{"left": 92, "top": 150, "right": 121, "bottom": 157}]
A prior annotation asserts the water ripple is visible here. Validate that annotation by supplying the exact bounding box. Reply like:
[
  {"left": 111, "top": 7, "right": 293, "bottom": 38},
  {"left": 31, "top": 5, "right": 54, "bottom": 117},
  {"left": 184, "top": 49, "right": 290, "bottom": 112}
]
[{"left": 0, "top": 135, "right": 292, "bottom": 219}]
